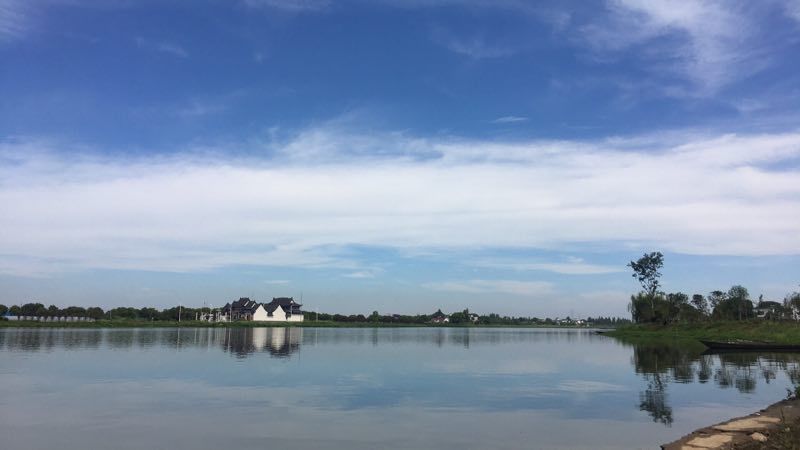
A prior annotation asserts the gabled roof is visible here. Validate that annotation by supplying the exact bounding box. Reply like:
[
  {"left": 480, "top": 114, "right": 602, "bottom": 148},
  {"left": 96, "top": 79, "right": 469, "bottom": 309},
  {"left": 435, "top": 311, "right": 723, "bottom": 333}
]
[
  {"left": 225, "top": 297, "right": 261, "bottom": 313},
  {"left": 264, "top": 297, "right": 303, "bottom": 314}
]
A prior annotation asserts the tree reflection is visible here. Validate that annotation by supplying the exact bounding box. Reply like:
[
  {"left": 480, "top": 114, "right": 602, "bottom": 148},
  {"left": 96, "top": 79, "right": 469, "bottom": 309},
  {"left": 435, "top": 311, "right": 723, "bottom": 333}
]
[{"left": 616, "top": 336, "right": 800, "bottom": 426}]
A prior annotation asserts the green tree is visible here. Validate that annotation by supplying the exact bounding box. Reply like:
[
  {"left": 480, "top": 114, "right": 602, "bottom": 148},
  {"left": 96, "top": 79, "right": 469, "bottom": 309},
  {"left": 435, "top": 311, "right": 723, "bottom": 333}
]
[
  {"left": 47, "top": 305, "right": 60, "bottom": 317},
  {"left": 0, "top": 304, "right": 7, "bottom": 316},
  {"left": 691, "top": 294, "right": 709, "bottom": 316},
  {"left": 708, "top": 290, "right": 726, "bottom": 310},
  {"left": 628, "top": 252, "right": 664, "bottom": 315},
  {"left": 138, "top": 307, "right": 159, "bottom": 320},
  {"left": 86, "top": 307, "right": 105, "bottom": 320},
  {"left": 9, "top": 305, "right": 21, "bottom": 316},
  {"left": 628, "top": 252, "right": 664, "bottom": 296},
  {"left": 20, "top": 302, "right": 45, "bottom": 316},
  {"left": 727, "top": 285, "right": 752, "bottom": 321}
]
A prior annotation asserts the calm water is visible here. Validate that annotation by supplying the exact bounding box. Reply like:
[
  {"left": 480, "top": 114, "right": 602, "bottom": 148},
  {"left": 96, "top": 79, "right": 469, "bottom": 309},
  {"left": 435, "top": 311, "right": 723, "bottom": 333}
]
[{"left": 1, "top": 328, "right": 799, "bottom": 450}]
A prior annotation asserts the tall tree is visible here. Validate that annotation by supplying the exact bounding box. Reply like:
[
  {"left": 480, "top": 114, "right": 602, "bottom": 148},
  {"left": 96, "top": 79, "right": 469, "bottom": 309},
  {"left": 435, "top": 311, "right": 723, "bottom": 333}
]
[
  {"left": 628, "top": 252, "right": 664, "bottom": 313},
  {"left": 0, "top": 304, "right": 7, "bottom": 316},
  {"left": 628, "top": 252, "right": 664, "bottom": 296},
  {"left": 727, "top": 285, "right": 752, "bottom": 321}
]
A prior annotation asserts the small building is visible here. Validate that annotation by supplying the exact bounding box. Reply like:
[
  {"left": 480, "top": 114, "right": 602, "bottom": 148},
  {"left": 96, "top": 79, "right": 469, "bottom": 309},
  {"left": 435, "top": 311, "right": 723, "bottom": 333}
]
[
  {"left": 755, "top": 301, "right": 782, "bottom": 319},
  {"left": 431, "top": 309, "right": 449, "bottom": 323}
]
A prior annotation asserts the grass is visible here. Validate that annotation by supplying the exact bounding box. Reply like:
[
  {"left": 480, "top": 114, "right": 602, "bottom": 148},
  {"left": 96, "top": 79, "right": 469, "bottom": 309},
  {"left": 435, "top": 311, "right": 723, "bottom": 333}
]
[{"left": 605, "top": 321, "right": 800, "bottom": 344}]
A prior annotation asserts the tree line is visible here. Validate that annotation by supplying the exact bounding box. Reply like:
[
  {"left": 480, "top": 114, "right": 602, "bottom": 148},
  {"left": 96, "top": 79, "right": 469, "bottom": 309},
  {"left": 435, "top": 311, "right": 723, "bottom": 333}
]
[
  {"left": 627, "top": 252, "right": 800, "bottom": 324},
  {"left": 0, "top": 303, "right": 200, "bottom": 322},
  {"left": 0, "top": 302, "right": 629, "bottom": 326}
]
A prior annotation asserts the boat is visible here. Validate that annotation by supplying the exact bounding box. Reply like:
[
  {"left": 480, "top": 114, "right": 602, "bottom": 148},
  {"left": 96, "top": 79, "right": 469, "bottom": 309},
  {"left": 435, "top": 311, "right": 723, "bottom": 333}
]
[{"left": 699, "top": 339, "right": 800, "bottom": 352}]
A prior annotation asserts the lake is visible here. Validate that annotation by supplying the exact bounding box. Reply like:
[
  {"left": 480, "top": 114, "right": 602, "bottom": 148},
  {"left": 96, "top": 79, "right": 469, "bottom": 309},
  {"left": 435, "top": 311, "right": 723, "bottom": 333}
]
[{"left": 1, "top": 327, "right": 798, "bottom": 449}]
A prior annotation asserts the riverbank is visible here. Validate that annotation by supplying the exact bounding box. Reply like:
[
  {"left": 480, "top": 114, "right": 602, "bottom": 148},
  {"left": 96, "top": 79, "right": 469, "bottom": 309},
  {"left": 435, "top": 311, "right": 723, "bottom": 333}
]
[
  {"left": 604, "top": 322, "right": 800, "bottom": 344},
  {"left": 0, "top": 319, "right": 608, "bottom": 329},
  {"left": 662, "top": 397, "right": 800, "bottom": 449}
]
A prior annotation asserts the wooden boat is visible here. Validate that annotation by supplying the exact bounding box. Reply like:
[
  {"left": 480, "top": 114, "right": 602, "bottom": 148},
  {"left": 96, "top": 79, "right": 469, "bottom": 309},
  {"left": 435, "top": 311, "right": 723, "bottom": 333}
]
[{"left": 699, "top": 339, "right": 800, "bottom": 352}]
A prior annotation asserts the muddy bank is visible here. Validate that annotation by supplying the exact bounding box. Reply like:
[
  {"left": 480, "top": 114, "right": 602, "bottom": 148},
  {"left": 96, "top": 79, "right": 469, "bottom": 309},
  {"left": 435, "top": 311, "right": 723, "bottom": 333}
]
[{"left": 662, "top": 397, "right": 800, "bottom": 449}]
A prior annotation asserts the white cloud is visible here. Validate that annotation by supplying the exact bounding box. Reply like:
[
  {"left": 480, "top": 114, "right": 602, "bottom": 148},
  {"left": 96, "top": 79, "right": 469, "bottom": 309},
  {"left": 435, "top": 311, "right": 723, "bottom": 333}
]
[
  {"left": 1, "top": 126, "right": 799, "bottom": 276},
  {"left": 424, "top": 279, "right": 555, "bottom": 296},
  {"left": 264, "top": 279, "right": 290, "bottom": 284},
  {"left": 491, "top": 116, "right": 528, "bottom": 124},
  {"left": 578, "top": 0, "right": 766, "bottom": 94}
]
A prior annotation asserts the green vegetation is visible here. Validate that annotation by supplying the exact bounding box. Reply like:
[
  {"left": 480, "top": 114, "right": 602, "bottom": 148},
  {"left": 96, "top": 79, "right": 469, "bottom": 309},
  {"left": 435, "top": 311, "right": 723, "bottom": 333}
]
[
  {"left": 606, "top": 321, "right": 800, "bottom": 344},
  {"left": 625, "top": 251, "right": 800, "bottom": 330},
  {"left": 2, "top": 301, "right": 630, "bottom": 328}
]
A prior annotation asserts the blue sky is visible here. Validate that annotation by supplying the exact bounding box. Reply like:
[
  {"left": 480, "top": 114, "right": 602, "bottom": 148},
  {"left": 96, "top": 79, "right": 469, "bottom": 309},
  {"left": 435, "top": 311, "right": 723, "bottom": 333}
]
[{"left": 1, "top": 0, "right": 799, "bottom": 317}]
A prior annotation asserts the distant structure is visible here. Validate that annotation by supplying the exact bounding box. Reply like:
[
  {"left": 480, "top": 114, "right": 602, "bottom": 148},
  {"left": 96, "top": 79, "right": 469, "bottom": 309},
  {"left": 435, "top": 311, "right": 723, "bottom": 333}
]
[
  {"left": 2, "top": 314, "right": 95, "bottom": 322},
  {"left": 220, "top": 297, "right": 304, "bottom": 322},
  {"left": 430, "top": 309, "right": 449, "bottom": 324}
]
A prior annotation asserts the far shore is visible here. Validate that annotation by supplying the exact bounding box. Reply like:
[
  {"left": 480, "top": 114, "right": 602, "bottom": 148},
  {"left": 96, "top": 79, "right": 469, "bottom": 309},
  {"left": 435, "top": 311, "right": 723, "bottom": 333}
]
[{"left": 0, "top": 319, "right": 612, "bottom": 329}]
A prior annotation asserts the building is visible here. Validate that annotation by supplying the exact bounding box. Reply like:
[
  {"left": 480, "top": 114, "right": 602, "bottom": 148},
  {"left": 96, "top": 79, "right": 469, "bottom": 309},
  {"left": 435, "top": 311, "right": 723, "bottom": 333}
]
[
  {"left": 431, "top": 309, "right": 449, "bottom": 323},
  {"left": 221, "top": 297, "right": 304, "bottom": 322},
  {"left": 754, "top": 300, "right": 782, "bottom": 319},
  {"left": 222, "top": 298, "right": 262, "bottom": 321},
  {"left": 262, "top": 297, "right": 304, "bottom": 322}
]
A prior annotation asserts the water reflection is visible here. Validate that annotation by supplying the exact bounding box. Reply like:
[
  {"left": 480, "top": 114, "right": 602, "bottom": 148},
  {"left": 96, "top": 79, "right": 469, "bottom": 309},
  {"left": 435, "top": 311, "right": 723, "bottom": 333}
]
[
  {"left": 0, "top": 326, "right": 599, "bottom": 358},
  {"left": 616, "top": 337, "right": 800, "bottom": 426},
  {"left": 2, "top": 328, "right": 800, "bottom": 450}
]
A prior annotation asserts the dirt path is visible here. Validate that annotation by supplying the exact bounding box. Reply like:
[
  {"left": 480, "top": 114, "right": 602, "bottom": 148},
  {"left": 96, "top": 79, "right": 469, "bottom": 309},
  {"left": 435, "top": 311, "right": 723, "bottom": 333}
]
[{"left": 662, "top": 398, "right": 800, "bottom": 449}]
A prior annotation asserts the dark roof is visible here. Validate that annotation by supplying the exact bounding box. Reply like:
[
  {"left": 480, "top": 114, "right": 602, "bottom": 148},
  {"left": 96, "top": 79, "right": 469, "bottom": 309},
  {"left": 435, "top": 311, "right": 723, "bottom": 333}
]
[
  {"left": 264, "top": 297, "right": 303, "bottom": 315},
  {"left": 224, "top": 297, "right": 261, "bottom": 313}
]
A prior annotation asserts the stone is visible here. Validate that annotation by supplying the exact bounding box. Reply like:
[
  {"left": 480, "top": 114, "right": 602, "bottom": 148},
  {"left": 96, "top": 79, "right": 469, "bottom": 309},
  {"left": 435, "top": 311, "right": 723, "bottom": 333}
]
[{"left": 750, "top": 431, "right": 768, "bottom": 442}]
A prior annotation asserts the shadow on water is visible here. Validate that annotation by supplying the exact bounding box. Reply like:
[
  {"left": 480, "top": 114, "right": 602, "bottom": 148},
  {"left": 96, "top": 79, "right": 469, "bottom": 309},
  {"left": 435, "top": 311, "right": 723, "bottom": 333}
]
[{"left": 613, "top": 336, "right": 800, "bottom": 426}]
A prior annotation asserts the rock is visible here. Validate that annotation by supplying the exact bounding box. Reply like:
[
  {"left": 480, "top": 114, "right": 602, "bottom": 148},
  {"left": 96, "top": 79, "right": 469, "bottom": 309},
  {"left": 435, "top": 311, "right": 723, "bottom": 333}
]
[
  {"left": 712, "top": 416, "right": 780, "bottom": 432},
  {"left": 750, "top": 431, "right": 768, "bottom": 442}
]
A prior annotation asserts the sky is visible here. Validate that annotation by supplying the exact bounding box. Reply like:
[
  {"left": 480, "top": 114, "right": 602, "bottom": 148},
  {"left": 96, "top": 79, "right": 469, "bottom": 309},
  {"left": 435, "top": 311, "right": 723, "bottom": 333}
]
[{"left": 1, "top": 0, "right": 799, "bottom": 317}]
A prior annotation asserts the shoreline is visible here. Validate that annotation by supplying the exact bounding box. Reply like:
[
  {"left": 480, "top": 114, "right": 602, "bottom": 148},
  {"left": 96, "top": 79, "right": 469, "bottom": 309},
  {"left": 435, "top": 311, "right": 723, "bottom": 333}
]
[
  {"left": 662, "top": 397, "right": 800, "bottom": 449},
  {"left": 603, "top": 322, "right": 800, "bottom": 345},
  {"left": 0, "top": 320, "right": 610, "bottom": 329}
]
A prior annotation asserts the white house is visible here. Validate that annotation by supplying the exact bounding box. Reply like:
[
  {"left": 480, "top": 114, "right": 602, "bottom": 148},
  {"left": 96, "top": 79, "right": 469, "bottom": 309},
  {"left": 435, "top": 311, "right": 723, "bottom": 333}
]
[{"left": 222, "top": 297, "right": 304, "bottom": 322}]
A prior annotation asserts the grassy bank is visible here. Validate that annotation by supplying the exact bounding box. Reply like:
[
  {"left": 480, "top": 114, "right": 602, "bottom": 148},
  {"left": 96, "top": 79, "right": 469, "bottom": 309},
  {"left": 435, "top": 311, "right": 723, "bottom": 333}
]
[
  {"left": 605, "top": 321, "right": 800, "bottom": 344},
  {"left": 0, "top": 319, "right": 606, "bottom": 329}
]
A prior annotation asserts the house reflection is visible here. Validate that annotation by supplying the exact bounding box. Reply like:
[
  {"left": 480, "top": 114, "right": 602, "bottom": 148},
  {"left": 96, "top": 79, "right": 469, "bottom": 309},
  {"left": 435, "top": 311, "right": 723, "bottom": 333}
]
[{"left": 221, "top": 327, "right": 302, "bottom": 359}]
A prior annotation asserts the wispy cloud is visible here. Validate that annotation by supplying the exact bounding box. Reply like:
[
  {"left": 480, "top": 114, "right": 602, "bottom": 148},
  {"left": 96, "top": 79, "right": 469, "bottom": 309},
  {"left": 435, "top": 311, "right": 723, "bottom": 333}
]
[
  {"left": 242, "top": 0, "right": 331, "bottom": 13},
  {"left": 342, "top": 270, "right": 377, "bottom": 279},
  {"left": 432, "top": 28, "right": 516, "bottom": 59},
  {"left": 576, "top": 0, "right": 768, "bottom": 94},
  {"left": 424, "top": 279, "right": 555, "bottom": 296},
  {"left": 0, "top": 0, "right": 29, "bottom": 41},
  {"left": 469, "top": 257, "right": 623, "bottom": 275},
  {"left": 135, "top": 37, "right": 189, "bottom": 58},
  {"left": 786, "top": 0, "right": 800, "bottom": 24},
  {"left": 491, "top": 116, "right": 528, "bottom": 124},
  {"left": 264, "top": 279, "right": 290, "bottom": 284},
  {"left": 1, "top": 126, "right": 799, "bottom": 276}
]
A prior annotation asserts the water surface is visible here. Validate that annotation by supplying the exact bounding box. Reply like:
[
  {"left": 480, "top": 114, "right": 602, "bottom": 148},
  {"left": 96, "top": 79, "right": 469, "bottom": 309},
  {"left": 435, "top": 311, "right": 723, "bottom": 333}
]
[{"left": 1, "top": 327, "right": 798, "bottom": 449}]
